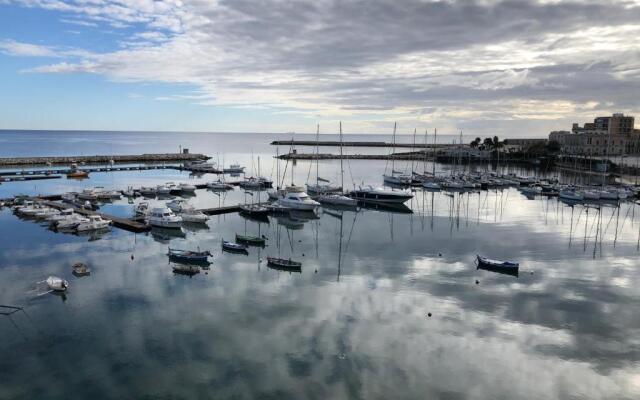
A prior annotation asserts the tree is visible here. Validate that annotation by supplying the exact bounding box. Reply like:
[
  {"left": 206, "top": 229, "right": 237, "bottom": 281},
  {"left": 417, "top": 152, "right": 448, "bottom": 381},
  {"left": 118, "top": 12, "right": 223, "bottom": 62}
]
[
  {"left": 469, "top": 137, "right": 481, "bottom": 148},
  {"left": 492, "top": 136, "right": 500, "bottom": 148},
  {"left": 546, "top": 140, "right": 561, "bottom": 153},
  {"left": 483, "top": 137, "right": 494, "bottom": 148}
]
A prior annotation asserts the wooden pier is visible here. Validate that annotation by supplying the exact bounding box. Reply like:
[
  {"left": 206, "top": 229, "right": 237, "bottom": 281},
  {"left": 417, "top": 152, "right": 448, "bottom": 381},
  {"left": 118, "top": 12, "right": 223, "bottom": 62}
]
[{"left": 1, "top": 174, "right": 62, "bottom": 182}]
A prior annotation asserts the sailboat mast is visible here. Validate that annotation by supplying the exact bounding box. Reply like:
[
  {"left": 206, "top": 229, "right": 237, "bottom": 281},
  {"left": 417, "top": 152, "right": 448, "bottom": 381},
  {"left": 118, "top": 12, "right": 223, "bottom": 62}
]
[
  {"left": 412, "top": 128, "right": 416, "bottom": 175},
  {"left": 424, "top": 129, "right": 428, "bottom": 174},
  {"left": 316, "top": 124, "right": 319, "bottom": 188},
  {"left": 392, "top": 122, "right": 397, "bottom": 173},
  {"left": 433, "top": 128, "right": 437, "bottom": 176},
  {"left": 340, "top": 121, "right": 344, "bottom": 191}
]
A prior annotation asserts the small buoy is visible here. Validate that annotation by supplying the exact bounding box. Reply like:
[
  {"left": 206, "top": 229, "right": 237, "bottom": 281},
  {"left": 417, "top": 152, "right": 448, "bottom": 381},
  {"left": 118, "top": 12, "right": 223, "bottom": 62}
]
[
  {"left": 315, "top": 269, "right": 317, "bottom": 273},
  {"left": 438, "top": 253, "right": 442, "bottom": 257},
  {"left": 530, "top": 271, "right": 534, "bottom": 275},
  {"left": 205, "top": 272, "right": 208, "bottom": 275},
  {"left": 475, "top": 280, "right": 479, "bottom": 285},
  {"left": 131, "top": 254, "right": 135, "bottom": 260},
  {"left": 302, "top": 253, "right": 305, "bottom": 256},
  {"left": 427, "top": 313, "right": 432, "bottom": 317},
  {"left": 298, "top": 240, "right": 302, "bottom": 243}
]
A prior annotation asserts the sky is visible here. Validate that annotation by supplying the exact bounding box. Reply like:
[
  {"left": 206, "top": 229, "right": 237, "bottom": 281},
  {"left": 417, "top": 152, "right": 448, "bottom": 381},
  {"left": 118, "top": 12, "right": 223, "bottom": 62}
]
[{"left": 0, "top": 0, "right": 639, "bottom": 137}]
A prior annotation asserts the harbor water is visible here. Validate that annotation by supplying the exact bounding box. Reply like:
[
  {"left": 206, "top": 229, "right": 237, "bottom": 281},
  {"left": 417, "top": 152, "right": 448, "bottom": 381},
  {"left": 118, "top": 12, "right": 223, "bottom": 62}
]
[{"left": 1, "top": 131, "right": 639, "bottom": 399}]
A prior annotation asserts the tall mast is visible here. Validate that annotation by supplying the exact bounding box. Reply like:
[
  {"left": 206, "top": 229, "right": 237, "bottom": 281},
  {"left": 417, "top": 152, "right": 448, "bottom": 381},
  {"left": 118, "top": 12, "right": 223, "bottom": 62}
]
[
  {"left": 392, "top": 122, "right": 397, "bottom": 173},
  {"left": 316, "top": 124, "right": 319, "bottom": 188},
  {"left": 433, "top": 128, "right": 437, "bottom": 176},
  {"left": 423, "top": 129, "right": 428, "bottom": 174},
  {"left": 340, "top": 121, "right": 344, "bottom": 191},
  {"left": 411, "top": 128, "right": 416, "bottom": 174},
  {"left": 276, "top": 146, "right": 279, "bottom": 190}
]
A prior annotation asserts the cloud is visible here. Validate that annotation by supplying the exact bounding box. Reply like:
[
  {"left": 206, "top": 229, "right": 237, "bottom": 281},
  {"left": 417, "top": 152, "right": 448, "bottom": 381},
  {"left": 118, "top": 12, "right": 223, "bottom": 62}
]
[
  {"left": 3, "top": 0, "right": 640, "bottom": 134},
  {"left": 0, "top": 39, "right": 57, "bottom": 57}
]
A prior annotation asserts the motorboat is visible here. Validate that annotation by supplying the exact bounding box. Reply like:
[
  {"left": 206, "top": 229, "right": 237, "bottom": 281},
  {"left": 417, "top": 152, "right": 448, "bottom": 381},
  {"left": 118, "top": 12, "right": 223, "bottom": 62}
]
[
  {"left": 423, "top": 181, "right": 441, "bottom": 190},
  {"left": 519, "top": 186, "right": 542, "bottom": 195},
  {"left": 61, "top": 193, "right": 77, "bottom": 203},
  {"left": 46, "top": 276, "right": 68, "bottom": 292},
  {"left": 94, "top": 188, "right": 121, "bottom": 200},
  {"left": 122, "top": 186, "right": 138, "bottom": 197},
  {"left": 581, "top": 189, "right": 601, "bottom": 200},
  {"left": 156, "top": 184, "right": 171, "bottom": 195},
  {"left": 306, "top": 183, "right": 342, "bottom": 195},
  {"left": 48, "top": 208, "right": 75, "bottom": 223},
  {"left": 276, "top": 186, "right": 320, "bottom": 211},
  {"left": 221, "top": 239, "right": 249, "bottom": 254},
  {"left": 267, "top": 188, "right": 286, "bottom": 201},
  {"left": 168, "top": 248, "right": 212, "bottom": 264},
  {"left": 383, "top": 172, "right": 413, "bottom": 186},
  {"left": 178, "top": 182, "right": 197, "bottom": 193},
  {"left": 207, "top": 180, "right": 234, "bottom": 190},
  {"left": 559, "top": 189, "right": 584, "bottom": 201},
  {"left": 56, "top": 214, "right": 90, "bottom": 230},
  {"left": 72, "top": 262, "right": 91, "bottom": 277},
  {"left": 223, "top": 163, "right": 245, "bottom": 173},
  {"left": 134, "top": 202, "right": 149, "bottom": 216},
  {"left": 139, "top": 186, "right": 156, "bottom": 197},
  {"left": 267, "top": 257, "right": 302, "bottom": 272},
  {"left": 147, "top": 207, "right": 182, "bottom": 228},
  {"left": 349, "top": 186, "right": 413, "bottom": 204},
  {"left": 441, "top": 179, "right": 465, "bottom": 190},
  {"left": 235, "top": 233, "right": 266, "bottom": 247},
  {"left": 33, "top": 207, "right": 60, "bottom": 220},
  {"left": 77, "top": 189, "right": 98, "bottom": 201},
  {"left": 76, "top": 215, "right": 111, "bottom": 232},
  {"left": 181, "top": 207, "right": 209, "bottom": 223},
  {"left": 317, "top": 193, "right": 357, "bottom": 207},
  {"left": 239, "top": 177, "right": 273, "bottom": 189},
  {"left": 166, "top": 199, "right": 188, "bottom": 213}
]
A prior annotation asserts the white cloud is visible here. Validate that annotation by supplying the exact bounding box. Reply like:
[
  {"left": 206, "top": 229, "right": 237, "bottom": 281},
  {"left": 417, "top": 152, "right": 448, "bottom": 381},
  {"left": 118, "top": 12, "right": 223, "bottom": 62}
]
[
  {"left": 0, "top": 39, "right": 57, "bottom": 57},
  {"left": 3, "top": 0, "right": 640, "bottom": 134}
]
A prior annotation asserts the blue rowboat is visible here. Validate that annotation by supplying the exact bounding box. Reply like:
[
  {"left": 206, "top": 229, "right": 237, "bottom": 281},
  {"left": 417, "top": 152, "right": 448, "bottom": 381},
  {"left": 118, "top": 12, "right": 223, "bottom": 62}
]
[{"left": 168, "top": 248, "right": 211, "bottom": 264}]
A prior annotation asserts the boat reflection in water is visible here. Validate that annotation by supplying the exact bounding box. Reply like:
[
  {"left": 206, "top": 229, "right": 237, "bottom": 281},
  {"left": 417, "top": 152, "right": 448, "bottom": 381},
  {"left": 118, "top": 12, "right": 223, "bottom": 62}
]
[
  {"left": 150, "top": 226, "right": 186, "bottom": 243},
  {"left": 356, "top": 201, "right": 413, "bottom": 214},
  {"left": 476, "top": 262, "right": 520, "bottom": 277}
]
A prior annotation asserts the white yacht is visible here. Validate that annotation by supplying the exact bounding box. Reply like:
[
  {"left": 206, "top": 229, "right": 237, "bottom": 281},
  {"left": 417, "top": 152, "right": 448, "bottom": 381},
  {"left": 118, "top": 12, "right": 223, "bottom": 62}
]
[
  {"left": 317, "top": 193, "right": 357, "bottom": 207},
  {"left": 56, "top": 214, "right": 90, "bottom": 230},
  {"left": 147, "top": 207, "right": 182, "bottom": 228},
  {"left": 77, "top": 189, "right": 98, "bottom": 201},
  {"left": 180, "top": 207, "right": 209, "bottom": 223},
  {"left": 166, "top": 199, "right": 187, "bottom": 213},
  {"left": 276, "top": 186, "right": 320, "bottom": 211},
  {"left": 156, "top": 185, "right": 171, "bottom": 195},
  {"left": 207, "top": 180, "right": 234, "bottom": 190},
  {"left": 134, "top": 202, "right": 149, "bottom": 216},
  {"left": 383, "top": 173, "right": 413, "bottom": 186},
  {"left": 76, "top": 215, "right": 111, "bottom": 232},
  {"left": 179, "top": 182, "right": 197, "bottom": 193},
  {"left": 140, "top": 186, "right": 156, "bottom": 197}
]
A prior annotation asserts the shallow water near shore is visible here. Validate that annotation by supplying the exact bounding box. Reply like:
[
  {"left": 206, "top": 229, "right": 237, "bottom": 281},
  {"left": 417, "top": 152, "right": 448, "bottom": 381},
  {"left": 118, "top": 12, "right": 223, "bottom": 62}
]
[{"left": 1, "top": 131, "right": 640, "bottom": 399}]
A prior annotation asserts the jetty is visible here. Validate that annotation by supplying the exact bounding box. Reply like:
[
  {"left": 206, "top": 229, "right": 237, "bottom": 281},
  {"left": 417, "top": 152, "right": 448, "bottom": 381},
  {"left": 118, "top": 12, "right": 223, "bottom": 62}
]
[
  {"left": 0, "top": 153, "right": 209, "bottom": 167},
  {"left": 271, "top": 140, "right": 454, "bottom": 148}
]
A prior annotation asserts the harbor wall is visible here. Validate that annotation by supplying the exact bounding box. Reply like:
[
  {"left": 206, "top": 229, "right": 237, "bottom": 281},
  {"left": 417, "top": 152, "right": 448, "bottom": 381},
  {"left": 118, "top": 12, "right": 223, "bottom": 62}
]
[{"left": 0, "top": 153, "right": 209, "bottom": 167}]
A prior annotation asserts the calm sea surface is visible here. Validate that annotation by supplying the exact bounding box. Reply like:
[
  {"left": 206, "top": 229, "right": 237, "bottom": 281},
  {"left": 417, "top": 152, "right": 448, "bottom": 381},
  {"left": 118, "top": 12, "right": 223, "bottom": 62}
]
[{"left": 1, "top": 131, "right": 639, "bottom": 399}]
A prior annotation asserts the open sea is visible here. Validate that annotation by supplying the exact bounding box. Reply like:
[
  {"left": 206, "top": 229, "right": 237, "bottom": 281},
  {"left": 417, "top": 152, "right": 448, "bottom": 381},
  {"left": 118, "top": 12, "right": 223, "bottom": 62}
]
[{"left": 1, "top": 130, "right": 639, "bottom": 399}]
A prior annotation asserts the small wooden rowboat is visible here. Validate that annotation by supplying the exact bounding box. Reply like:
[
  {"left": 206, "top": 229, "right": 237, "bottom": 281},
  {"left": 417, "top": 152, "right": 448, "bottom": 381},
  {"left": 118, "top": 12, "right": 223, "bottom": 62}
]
[
  {"left": 267, "top": 257, "right": 302, "bottom": 272},
  {"left": 476, "top": 255, "right": 519, "bottom": 269},
  {"left": 168, "top": 248, "right": 212, "bottom": 264},
  {"left": 235, "top": 234, "right": 266, "bottom": 247},
  {"left": 221, "top": 239, "right": 249, "bottom": 254}
]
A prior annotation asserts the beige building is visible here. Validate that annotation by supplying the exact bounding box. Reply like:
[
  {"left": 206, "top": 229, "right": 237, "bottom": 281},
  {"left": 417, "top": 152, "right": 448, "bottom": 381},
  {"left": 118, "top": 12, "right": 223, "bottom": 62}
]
[{"left": 549, "top": 113, "right": 640, "bottom": 155}]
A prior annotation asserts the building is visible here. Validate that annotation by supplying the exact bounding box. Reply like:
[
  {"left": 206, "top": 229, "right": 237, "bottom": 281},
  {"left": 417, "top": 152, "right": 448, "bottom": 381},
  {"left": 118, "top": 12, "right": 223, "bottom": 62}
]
[
  {"left": 502, "top": 138, "right": 547, "bottom": 153},
  {"left": 549, "top": 113, "right": 640, "bottom": 155}
]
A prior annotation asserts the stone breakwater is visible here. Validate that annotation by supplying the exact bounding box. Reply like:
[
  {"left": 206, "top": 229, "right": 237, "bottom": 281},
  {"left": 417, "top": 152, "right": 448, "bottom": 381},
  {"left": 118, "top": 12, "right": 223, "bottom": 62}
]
[{"left": 0, "top": 153, "right": 209, "bottom": 167}]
